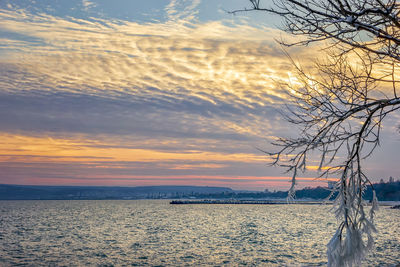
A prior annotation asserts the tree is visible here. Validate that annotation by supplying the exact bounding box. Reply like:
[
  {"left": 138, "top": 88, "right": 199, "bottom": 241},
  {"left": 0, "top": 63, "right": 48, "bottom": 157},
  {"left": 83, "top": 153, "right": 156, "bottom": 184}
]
[{"left": 233, "top": 1, "right": 400, "bottom": 266}]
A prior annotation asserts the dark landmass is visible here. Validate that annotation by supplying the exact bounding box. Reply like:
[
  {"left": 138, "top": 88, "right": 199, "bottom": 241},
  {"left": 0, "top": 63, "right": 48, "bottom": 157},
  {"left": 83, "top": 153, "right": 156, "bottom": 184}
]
[
  {"left": 0, "top": 180, "right": 399, "bottom": 201},
  {"left": 0, "top": 185, "right": 233, "bottom": 200},
  {"left": 191, "top": 180, "right": 400, "bottom": 202}
]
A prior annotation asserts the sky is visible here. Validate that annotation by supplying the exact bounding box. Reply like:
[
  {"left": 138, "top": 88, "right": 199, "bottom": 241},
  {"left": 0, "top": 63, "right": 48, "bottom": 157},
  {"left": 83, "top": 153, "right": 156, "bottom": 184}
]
[{"left": 0, "top": 0, "right": 399, "bottom": 191}]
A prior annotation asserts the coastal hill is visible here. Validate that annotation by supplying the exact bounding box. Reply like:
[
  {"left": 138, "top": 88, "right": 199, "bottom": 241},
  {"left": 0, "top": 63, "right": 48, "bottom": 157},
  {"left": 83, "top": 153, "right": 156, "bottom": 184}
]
[
  {"left": 0, "top": 180, "right": 399, "bottom": 201},
  {"left": 0, "top": 185, "right": 233, "bottom": 200},
  {"left": 193, "top": 180, "right": 400, "bottom": 202}
]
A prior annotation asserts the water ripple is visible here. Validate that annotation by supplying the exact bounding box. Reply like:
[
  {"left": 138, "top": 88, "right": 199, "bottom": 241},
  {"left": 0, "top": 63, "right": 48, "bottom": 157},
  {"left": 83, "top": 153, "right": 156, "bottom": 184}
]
[{"left": 0, "top": 200, "right": 398, "bottom": 266}]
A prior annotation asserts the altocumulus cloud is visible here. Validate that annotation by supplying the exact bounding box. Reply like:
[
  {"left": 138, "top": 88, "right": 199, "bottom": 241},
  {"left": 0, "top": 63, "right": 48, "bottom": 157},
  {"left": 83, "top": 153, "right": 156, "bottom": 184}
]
[{"left": 0, "top": 1, "right": 338, "bottom": 189}]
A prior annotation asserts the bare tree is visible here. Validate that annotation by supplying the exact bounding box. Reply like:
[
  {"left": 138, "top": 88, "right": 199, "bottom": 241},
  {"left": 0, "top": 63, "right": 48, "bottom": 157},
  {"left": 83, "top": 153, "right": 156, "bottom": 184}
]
[{"left": 232, "top": 0, "right": 400, "bottom": 266}]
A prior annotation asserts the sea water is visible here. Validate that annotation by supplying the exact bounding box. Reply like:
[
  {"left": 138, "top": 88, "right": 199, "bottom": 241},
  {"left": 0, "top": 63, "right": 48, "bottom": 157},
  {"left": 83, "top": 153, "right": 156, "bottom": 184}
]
[{"left": 0, "top": 200, "right": 399, "bottom": 266}]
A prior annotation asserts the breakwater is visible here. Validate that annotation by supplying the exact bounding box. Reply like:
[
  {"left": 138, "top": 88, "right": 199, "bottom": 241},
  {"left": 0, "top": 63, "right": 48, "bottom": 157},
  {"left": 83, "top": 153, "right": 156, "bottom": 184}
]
[{"left": 170, "top": 199, "right": 327, "bottom": 205}]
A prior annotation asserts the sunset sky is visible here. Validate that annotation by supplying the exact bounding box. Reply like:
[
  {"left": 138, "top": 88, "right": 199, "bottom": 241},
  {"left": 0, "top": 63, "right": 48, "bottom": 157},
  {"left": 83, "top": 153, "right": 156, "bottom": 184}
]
[{"left": 1, "top": 0, "right": 399, "bottom": 190}]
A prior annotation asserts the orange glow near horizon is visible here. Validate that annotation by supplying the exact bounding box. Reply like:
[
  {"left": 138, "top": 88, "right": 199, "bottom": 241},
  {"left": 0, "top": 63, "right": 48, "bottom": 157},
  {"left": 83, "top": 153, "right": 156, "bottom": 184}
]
[
  {"left": 7, "top": 176, "right": 335, "bottom": 191},
  {"left": 0, "top": 134, "right": 268, "bottom": 164},
  {"left": 0, "top": 132, "right": 341, "bottom": 190}
]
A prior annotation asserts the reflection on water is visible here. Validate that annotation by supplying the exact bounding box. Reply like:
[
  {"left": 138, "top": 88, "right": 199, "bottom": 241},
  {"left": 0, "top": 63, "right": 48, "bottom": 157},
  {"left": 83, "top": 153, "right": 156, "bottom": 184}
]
[{"left": 0, "top": 200, "right": 399, "bottom": 266}]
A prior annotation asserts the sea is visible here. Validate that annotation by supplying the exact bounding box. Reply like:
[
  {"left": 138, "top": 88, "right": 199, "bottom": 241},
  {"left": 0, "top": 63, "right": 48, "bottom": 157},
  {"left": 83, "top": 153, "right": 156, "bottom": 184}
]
[{"left": 0, "top": 200, "right": 399, "bottom": 266}]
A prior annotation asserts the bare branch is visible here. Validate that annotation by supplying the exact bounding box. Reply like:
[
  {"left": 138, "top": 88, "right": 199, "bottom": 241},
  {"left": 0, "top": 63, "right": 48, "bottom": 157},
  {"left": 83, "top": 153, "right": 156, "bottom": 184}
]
[
  {"left": 232, "top": 1, "right": 400, "bottom": 265},
  {"left": 234, "top": 0, "right": 400, "bottom": 62}
]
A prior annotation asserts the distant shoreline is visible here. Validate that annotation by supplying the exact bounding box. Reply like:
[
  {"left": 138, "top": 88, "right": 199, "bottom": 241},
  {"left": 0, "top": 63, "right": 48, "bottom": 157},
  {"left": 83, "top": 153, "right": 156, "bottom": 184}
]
[{"left": 1, "top": 182, "right": 399, "bottom": 203}]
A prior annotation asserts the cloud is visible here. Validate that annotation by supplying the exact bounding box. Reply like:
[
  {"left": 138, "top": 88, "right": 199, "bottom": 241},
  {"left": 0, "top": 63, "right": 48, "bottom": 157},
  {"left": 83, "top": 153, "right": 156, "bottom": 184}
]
[
  {"left": 0, "top": 8, "right": 303, "bottom": 145},
  {"left": 82, "top": 0, "right": 96, "bottom": 10},
  {"left": 0, "top": 6, "right": 326, "bottom": 190},
  {"left": 0, "top": 9, "right": 305, "bottom": 102},
  {"left": 165, "top": 0, "right": 201, "bottom": 22},
  {"left": 2, "top": 5, "right": 396, "bottom": 189}
]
